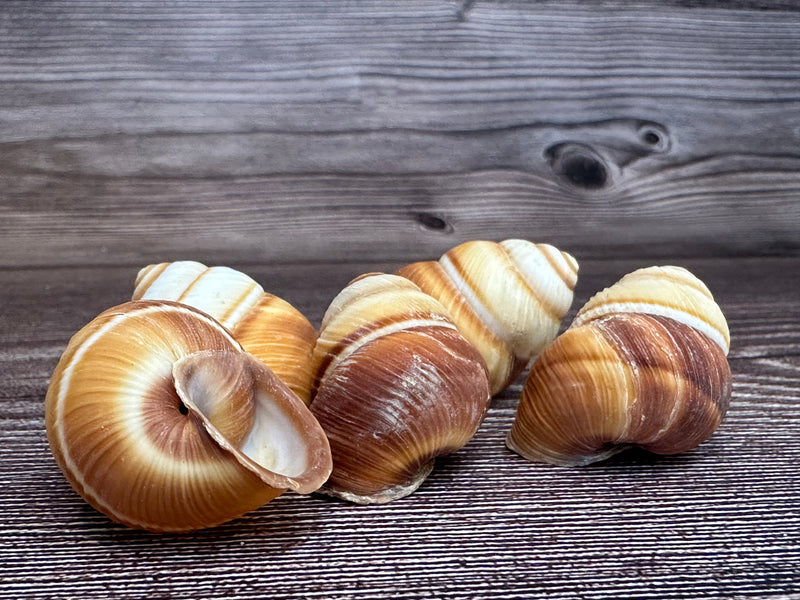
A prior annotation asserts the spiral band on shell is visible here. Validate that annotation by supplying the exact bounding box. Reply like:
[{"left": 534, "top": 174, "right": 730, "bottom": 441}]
[
  {"left": 308, "top": 273, "right": 491, "bottom": 504},
  {"left": 397, "top": 239, "right": 578, "bottom": 395},
  {"left": 45, "top": 300, "right": 331, "bottom": 532},
  {"left": 507, "top": 266, "right": 733, "bottom": 466},
  {"left": 45, "top": 250, "right": 735, "bottom": 528},
  {"left": 133, "top": 261, "right": 318, "bottom": 404}
]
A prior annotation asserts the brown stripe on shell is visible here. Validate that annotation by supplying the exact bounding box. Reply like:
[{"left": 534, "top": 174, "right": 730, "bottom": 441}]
[
  {"left": 507, "top": 312, "right": 732, "bottom": 466},
  {"left": 311, "top": 310, "right": 456, "bottom": 398},
  {"left": 311, "top": 326, "right": 490, "bottom": 503},
  {"left": 527, "top": 243, "right": 579, "bottom": 293},
  {"left": 596, "top": 314, "right": 682, "bottom": 446},
  {"left": 447, "top": 243, "right": 564, "bottom": 324},
  {"left": 132, "top": 262, "right": 169, "bottom": 296},
  {"left": 45, "top": 300, "right": 301, "bottom": 532},
  {"left": 232, "top": 293, "right": 318, "bottom": 404},
  {"left": 619, "top": 314, "right": 731, "bottom": 454},
  {"left": 210, "top": 275, "right": 261, "bottom": 328},
  {"left": 494, "top": 243, "right": 572, "bottom": 322},
  {"left": 396, "top": 260, "right": 511, "bottom": 394},
  {"left": 173, "top": 266, "right": 260, "bottom": 327},
  {"left": 174, "top": 264, "right": 211, "bottom": 304},
  {"left": 507, "top": 324, "right": 631, "bottom": 465},
  {"left": 595, "top": 313, "right": 730, "bottom": 452}
]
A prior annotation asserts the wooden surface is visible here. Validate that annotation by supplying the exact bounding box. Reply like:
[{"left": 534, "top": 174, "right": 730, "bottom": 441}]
[{"left": 1, "top": 1, "right": 799, "bottom": 598}]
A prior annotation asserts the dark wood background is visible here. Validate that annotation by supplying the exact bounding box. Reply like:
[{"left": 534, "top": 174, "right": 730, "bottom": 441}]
[{"left": 2, "top": 1, "right": 799, "bottom": 598}]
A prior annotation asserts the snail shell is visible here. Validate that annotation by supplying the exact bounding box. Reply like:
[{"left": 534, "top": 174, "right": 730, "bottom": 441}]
[
  {"left": 572, "top": 265, "right": 730, "bottom": 354},
  {"left": 45, "top": 300, "right": 332, "bottom": 532},
  {"left": 308, "top": 273, "right": 491, "bottom": 504},
  {"left": 506, "top": 266, "right": 732, "bottom": 466},
  {"left": 133, "top": 261, "right": 317, "bottom": 404},
  {"left": 396, "top": 239, "right": 578, "bottom": 395}
]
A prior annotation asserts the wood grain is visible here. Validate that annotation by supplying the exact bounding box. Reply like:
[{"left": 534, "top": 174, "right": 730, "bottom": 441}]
[
  {"left": 1, "top": 1, "right": 799, "bottom": 267},
  {"left": 1, "top": 1, "right": 799, "bottom": 599},
  {"left": 2, "top": 257, "right": 799, "bottom": 599}
]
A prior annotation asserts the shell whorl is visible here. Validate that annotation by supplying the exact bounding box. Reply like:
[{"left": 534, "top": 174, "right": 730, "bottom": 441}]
[
  {"left": 572, "top": 265, "right": 730, "bottom": 355},
  {"left": 45, "top": 300, "right": 331, "bottom": 532},
  {"left": 396, "top": 239, "right": 578, "bottom": 395},
  {"left": 311, "top": 272, "right": 460, "bottom": 393},
  {"left": 507, "top": 266, "right": 732, "bottom": 466},
  {"left": 309, "top": 273, "right": 491, "bottom": 504},
  {"left": 133, "top": 261, "right": 318, "bottom": 403}
]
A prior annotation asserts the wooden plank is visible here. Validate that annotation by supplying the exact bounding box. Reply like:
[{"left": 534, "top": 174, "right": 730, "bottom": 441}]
[
  {"left": 1, "top": 256, "right": 799, "bottom": 599},
  {"left": 2, "top": 2, "right": 800, "bottom": 267},
  {"left": 2, "top": 2, "right": 799, "bottom": 598}
]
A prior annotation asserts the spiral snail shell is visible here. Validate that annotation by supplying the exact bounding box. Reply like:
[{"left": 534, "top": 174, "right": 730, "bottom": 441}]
[
  {"left": 45, "top": 300, "right": 332, "bottom": 532},
  {"left": 396, "top": 239, "right": 578, "bottom": 395},
  {"left": 133, "top": 261, "right": 317, "bottom": 404},
  {"left": 308, "top": 273, "right": 491, "bottom": 504},
  {"left": 506, "top": 266, "right": 732, "bottom": 466}
]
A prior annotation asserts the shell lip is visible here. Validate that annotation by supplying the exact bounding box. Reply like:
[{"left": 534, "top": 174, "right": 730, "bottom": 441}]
[
  {"left": 173, "top": 349, "right": 332, "bottom": 495},
  {"left": 318, "top": 460, "right": 435, "bottom": 505},
  {"left": 505, "top": 429, "right": 630, "bottom": 467}
]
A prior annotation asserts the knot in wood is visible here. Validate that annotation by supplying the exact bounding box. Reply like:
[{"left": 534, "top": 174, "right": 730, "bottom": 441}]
[
  {"left": 413, "top": 212, "right": 452, "bottom": 233},
  {"left": 546, "top": 143, "right": 609, "bottom": 190}
]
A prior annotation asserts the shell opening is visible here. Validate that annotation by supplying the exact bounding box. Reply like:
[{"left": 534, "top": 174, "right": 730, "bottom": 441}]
[{"left": 173, "top": 350, "right": 331, "bottom": 494}]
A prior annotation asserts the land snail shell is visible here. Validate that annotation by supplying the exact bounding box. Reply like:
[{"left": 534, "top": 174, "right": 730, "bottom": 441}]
[
  {"left": 45, "top": 300, "right": 332, "bottom": 532},
  {"left": 506, "top": 265, "right": 732, "bottom": 466},
  {"left": 308, "top": 273, "right": 491, "bottom": 504},
  {"left": 132, "top": 261, "right": 317, "bottom": 404},
  {"left": 396, "top": 239, "right": 579, "bottom": 396}
]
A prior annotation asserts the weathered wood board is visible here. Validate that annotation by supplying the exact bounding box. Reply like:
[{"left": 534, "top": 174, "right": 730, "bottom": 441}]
[
  {"left": 1, "top": 2, "right": 799, "bottom": 599},
  {"left": 2, "top": 1, "right": 799, "bottom": 266}
]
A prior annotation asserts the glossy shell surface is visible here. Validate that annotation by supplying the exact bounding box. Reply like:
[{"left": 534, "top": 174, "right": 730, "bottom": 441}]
[
  {"left": 133, "top": 261, "right": 318, "bottom": 403},
  {"left": 397, "top": 239, "right": 578, "bottom": 395},
  {"left": 45, "top": 300, "right": 331, "bottom": 532},
  {"left": 507, "top": 266, "right": 732, "bottom": 466},
  {"left": 573, "top": 265, "right": 729, "bottom": 354},
  {"left": 309, "top": 273, "right": 491, "bottom": 503}
]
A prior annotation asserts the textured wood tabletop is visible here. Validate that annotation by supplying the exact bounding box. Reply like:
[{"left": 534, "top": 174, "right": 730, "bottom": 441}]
[{"left": 1, "top": 2, "right": 799, "bottom": 599}]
